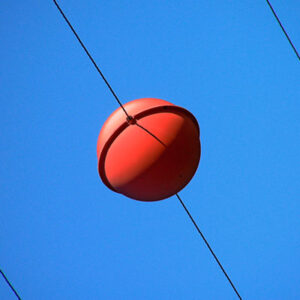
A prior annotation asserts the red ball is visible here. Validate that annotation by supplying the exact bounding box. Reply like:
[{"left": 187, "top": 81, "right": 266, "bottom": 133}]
[{"left": 97, "top": 98, "right": 201, "bottom": 201}]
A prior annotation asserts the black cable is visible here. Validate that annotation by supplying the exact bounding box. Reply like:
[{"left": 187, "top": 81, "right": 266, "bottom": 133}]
[
  {"left": 176, "top": 194, "right": 242, "bottom": 300},
  {"left": 133, "top": 121, "right": 243, "bottom": 299},
  {"left": 266, "top": 0, "right": 300, "bottom": 61},
  {"left": 53, "top": 1, "right": 242, "bottom": 297},
  {"left": 52, "top": 0, "right": 131, "bottom": 118},
  {"left": 135, "top": 122, "right": 166, "bottom": 147},
  {"left": 0, "top": 269, "right": 22, "bottom": 300}
]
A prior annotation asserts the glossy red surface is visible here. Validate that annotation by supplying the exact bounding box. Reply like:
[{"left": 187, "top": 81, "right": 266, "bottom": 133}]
[{"left": 97, "top": 98, "right": 201, "bottom": 201}]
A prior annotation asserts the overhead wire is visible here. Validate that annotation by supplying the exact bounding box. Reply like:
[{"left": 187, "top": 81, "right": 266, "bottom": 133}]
[
  {"left": 136, "top": 120, "right": 243, "bottom": 298},
  {"left": 0, "top": 269, "right": 22, "bottom": 300},
  {"left": 135, "top": 121, "right": 243, "bottom": 298},
  {"left": 135, "top": 123, "right": 167, "bottom": 147},
  {"left": 53, "top": 1, "right": 243, "bottom": 299},
  {"left": 53, "top": 0, "right": 131, "bottom": 119},
  {"left": 266, "top": 0, "right": 300, "bottom": 61},
  {"left": 176, "top": 194, "right": 242, "bottom": 300},
  {"left": 135, "top": 121, "right": 243, "bottom": 299},
  {"left": 4, "top": 1, "right": 298, "bottom": 299}
]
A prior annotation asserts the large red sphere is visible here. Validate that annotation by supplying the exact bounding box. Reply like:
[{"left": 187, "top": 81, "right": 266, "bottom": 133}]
[{"left": 97, "top": 98, "right": 201, "bottom": 201}]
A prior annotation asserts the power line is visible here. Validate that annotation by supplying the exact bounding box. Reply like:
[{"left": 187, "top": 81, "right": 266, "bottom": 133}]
[
  {"left": 133, "top": 121, "right": 243, "bottom": 299},
  {"left": 135, "top": 122, "right": 167, "bottom": 147},
  {"left": 53, "top": 1, "right": 242, "bottom": 297},
  {"left": 52, "top": 0, "right": 131, "bottom": 118},
  {"left": 266, "top": 0, "right": 300, "bottom": 61},
  {"left": 0, "top": 269, "right": 22, "bottom": 300},
  {"left": 176, "top": 194, "right": 242, "bottom": 300}
]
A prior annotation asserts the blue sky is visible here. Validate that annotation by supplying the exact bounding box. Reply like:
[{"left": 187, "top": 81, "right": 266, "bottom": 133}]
[{"left": 1, "top": 1, "right": 299, "bottom": 299}]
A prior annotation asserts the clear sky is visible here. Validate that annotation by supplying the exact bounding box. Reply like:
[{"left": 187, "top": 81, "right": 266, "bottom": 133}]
[{"left": 1, "top": 1, "right": 299, "bottom": 299}]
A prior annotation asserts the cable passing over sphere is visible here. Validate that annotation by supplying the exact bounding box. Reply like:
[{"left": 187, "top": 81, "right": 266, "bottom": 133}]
[{"left": 97, "top": 98, "right": 201, "bottom": 201}]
